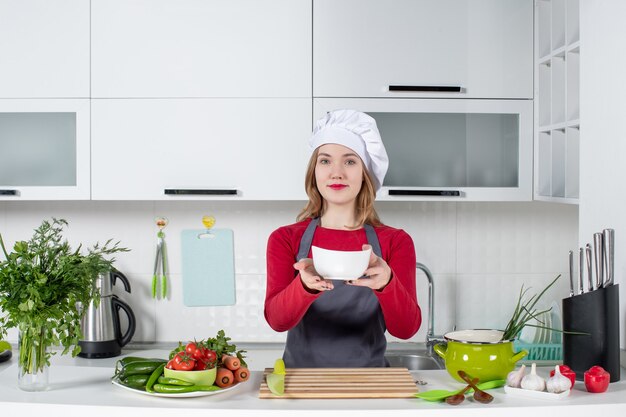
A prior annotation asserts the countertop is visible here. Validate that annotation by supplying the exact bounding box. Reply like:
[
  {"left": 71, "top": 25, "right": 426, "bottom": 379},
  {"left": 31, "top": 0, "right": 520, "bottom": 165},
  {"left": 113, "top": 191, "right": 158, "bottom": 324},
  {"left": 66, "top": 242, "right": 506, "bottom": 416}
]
[{"left": 1, "top": 346, "right": 625, "bottom": 417}]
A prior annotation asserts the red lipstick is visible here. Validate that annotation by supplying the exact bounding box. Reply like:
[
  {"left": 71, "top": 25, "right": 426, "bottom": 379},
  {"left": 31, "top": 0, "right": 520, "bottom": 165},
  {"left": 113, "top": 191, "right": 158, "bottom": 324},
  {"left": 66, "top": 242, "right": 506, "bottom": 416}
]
[{"left": 329, "top": 184, "right": 347, "bottom": 190}]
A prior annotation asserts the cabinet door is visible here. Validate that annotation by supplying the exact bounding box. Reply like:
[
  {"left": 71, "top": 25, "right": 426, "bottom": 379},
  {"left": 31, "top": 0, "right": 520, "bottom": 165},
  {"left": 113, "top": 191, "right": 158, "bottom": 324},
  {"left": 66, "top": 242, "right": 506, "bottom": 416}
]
[
  {"left": 314, "top": 98, "right": 533, "bottom": 201},
  {"left": 0, "top": 0, "right": 89, "bottom": 98},
  {"left": 314, "top": 0, "right": 533, "bottom": 99},
  {"left": 91, "top": 99, "right": 311, "bottom": 200},
  {"left": 0, "top": 99, "right": 90, "bottom": 200},
  {"left": 91, "top": 0, "right": 311, "bottom": 98}
]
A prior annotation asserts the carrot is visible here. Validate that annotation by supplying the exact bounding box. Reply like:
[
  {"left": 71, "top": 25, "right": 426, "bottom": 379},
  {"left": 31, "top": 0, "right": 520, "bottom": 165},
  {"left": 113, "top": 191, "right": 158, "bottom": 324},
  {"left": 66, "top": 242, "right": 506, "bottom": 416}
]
[
  {"left": 222, "top": 355, "right": 240, "bottom": 371},
  {"left": 216, "top": 367, "right": 234, "bottom": 388},
  {"left": 234, "top": 366, "right": 249, "bottom": 382}
]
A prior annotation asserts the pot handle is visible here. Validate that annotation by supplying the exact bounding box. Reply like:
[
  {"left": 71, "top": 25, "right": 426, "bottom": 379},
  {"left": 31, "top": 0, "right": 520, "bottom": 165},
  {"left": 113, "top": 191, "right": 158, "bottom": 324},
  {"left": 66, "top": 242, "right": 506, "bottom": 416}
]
[
  {"left": 433, "top": 343, "right": 447, "bottom": 359},
  {"left": 112, "top": 296, "right": 136, "bottom": 348},
  {"left": 510, "top": 349, "right": 528, "bottom": 364}
]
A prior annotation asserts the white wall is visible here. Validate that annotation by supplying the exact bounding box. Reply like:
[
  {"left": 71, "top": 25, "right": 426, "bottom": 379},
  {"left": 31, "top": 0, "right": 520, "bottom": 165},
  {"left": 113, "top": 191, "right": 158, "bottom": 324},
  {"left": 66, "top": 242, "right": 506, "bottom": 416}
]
[
  {"left": 579, "top": 0, "right": 626, "bottom": 349},
  {"left": 0, "top": 200, "right": 577, "bottom": 345}
]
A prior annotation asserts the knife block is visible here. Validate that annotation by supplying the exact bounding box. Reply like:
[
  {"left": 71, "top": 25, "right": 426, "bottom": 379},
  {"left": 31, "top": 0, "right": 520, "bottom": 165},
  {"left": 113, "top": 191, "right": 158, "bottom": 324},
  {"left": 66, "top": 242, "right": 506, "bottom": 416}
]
[{"left": 562, "top": 284, "right": 620, "bottom": 382}]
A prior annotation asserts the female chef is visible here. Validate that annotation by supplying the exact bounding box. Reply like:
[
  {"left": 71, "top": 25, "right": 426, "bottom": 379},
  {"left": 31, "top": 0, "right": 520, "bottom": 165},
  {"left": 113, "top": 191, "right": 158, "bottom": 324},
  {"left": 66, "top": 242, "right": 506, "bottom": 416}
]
[{"left": 264, "top": 109, "right": 421, "bottom": 367}]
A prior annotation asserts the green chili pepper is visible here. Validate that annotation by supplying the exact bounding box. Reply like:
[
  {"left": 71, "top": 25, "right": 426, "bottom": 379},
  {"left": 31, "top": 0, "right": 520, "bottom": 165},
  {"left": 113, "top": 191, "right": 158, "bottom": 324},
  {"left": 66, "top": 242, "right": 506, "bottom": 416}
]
[
  {"left": 120, "top": 374, "right": 150, "bottom": 390},
  {"left": 157, "top": 376, "right": 193, "bottom": 386},
  {"left": 116, "top": 356, "right": 167, "bottom": 372},
  {"left": 118, "top": 361, "right": 166, "bottom": 379},
  {"left": 145, "top": 363, "right": 166, "bottom": 393},
  {"left": 152, "top": 383, "right": 222, "bottom": 394}
]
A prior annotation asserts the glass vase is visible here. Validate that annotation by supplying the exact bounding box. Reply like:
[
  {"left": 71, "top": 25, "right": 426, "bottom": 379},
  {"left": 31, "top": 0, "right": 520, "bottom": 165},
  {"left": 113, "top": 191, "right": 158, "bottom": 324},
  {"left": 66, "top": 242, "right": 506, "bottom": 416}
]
[{"left": 17, "top": 323, "right": 50, "bottom": 391}]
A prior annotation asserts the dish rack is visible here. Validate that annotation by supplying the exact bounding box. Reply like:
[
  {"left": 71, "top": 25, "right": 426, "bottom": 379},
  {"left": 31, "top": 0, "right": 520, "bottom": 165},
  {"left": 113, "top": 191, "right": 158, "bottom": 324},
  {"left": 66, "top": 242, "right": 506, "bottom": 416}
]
[{"left": 514, "top": 341, "right": 563, "bottom": 361}]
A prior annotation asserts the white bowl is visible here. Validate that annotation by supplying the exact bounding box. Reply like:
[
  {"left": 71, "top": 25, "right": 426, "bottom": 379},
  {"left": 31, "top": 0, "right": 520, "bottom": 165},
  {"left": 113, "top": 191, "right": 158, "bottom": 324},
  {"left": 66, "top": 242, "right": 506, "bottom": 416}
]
[{"left": 311, "top": 246, "right": 371, "bottom": 281}]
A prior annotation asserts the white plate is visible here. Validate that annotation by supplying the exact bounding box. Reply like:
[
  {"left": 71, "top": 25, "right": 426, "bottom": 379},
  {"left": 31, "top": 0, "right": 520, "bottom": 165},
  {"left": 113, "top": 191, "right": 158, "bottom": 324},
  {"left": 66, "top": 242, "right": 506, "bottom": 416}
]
[
  {"left": 550, "top": 301, "right": 562, "bottom": 344},
  {"left": 111, "top": 377, "right": 243, "bottom": 398},
  {"left": 519, "top": 321, "right": 537, "bottom": 344},
  {"left": 540, "top": 311, "right": 552, "bottom": 344},
  {"left": 504, "top": 385, "right": 570, "bottom": 400}
]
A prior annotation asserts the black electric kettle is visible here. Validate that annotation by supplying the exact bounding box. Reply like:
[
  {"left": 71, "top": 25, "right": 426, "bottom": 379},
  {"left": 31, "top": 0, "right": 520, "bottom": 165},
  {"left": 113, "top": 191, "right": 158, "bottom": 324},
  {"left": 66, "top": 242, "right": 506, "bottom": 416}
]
[{"left": 78, "top": 269, "right": 136, "bottom": 358}]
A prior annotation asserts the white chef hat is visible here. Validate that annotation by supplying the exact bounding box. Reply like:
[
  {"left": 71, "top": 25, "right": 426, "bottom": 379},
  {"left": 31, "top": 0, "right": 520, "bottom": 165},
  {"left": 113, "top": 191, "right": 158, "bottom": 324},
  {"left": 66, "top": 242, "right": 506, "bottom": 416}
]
[{"left": 310, "top": 109, "right": 389, "bottom": 192}]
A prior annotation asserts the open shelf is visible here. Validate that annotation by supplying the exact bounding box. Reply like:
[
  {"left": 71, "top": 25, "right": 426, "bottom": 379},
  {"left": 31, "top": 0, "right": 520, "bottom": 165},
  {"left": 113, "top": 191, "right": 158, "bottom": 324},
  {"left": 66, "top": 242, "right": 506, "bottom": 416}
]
[{"left": 534, "top": 0, "right": 580, "bottom": 204}]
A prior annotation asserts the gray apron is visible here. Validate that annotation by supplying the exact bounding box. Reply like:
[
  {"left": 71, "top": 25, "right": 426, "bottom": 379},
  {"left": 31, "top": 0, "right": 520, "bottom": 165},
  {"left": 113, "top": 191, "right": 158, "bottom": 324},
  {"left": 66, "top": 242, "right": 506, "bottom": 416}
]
[{"left": 283, "top": 218, "right": 388, "bottom": 367}]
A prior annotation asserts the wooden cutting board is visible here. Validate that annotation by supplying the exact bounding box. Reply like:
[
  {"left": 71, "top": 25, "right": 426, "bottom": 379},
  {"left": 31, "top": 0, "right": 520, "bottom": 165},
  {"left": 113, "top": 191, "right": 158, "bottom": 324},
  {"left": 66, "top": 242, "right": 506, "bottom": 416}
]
[{"left": 258, "top": 367, "right": 419, "bottom": 399}]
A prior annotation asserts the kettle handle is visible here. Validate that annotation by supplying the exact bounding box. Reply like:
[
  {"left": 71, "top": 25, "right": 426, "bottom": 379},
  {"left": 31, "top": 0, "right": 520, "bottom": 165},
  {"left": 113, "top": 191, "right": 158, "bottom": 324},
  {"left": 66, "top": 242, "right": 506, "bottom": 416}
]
[
  {"left": 111, "top": 269, "right": 132, "bottom": 293},
  {"left": 111, "top": 295, "right": 136, "bottom": 348}
]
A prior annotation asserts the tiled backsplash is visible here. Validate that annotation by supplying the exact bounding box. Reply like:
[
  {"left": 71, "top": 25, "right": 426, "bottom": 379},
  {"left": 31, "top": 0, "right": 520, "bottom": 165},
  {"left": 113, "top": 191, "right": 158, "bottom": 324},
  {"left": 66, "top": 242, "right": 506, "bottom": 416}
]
[{"left": 0, "top": 201, "right": 578, "bottom": 345}]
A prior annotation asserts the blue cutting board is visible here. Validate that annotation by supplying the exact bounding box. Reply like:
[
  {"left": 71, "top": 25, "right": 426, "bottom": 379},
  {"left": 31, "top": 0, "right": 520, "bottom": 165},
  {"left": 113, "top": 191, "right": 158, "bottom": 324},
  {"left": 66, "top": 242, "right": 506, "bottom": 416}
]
[{"left": 181, "top": 228, "right": 236, "bottom": 306}]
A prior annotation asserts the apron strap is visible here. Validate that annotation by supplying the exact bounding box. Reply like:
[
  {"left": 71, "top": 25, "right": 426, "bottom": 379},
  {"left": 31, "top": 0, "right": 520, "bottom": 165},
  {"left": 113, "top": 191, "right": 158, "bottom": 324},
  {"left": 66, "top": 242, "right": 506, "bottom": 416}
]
[
  {"left": 364, "top": 224, "right": 382, "bottom": 258},
  {"left": 296, "top": 217, "right": 382, "bottom": 262},
  {"left": 296, "top": 217, "right": 320, "bottom": 261}
]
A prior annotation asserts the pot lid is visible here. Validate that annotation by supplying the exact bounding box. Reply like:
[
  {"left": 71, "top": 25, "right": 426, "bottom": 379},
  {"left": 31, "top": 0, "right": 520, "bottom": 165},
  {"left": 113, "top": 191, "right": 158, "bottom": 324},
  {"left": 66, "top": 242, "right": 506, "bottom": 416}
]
[{"left": 444, "top": 329, "right": 510, "bottom": 344}]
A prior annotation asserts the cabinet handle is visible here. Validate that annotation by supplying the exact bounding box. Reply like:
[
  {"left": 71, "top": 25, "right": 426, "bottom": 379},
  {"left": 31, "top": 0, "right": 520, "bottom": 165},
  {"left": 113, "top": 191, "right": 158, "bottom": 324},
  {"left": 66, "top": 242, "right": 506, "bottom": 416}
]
[
  {"left": 388, "top": 85, "right": 462, "bottom": 93},
  {"left": 388, "top": 189, "right": 461, "bottom": 197},
  {"left": 0, "top": 190, "right": 19, "bottom": 196},
  {"left": 164, "top": 189, "right": 238, "bottom": 196}
]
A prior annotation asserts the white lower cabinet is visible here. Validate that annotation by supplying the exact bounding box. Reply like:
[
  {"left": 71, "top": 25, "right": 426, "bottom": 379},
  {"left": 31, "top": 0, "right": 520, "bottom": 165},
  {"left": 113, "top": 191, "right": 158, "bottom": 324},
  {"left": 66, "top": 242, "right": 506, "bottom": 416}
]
[
  {"left": 91, "top": 99, "right": 311, "bottom": 200},
  {"left": 0, "top": 99, "right": 90, "bottom": 200}
]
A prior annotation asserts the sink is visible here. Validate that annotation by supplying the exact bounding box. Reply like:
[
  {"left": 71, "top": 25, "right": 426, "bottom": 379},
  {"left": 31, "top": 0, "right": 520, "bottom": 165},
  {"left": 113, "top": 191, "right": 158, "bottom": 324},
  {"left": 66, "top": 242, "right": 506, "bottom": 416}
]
[{"left": 385, "top": 353, "right": 443, "bottom": 370}]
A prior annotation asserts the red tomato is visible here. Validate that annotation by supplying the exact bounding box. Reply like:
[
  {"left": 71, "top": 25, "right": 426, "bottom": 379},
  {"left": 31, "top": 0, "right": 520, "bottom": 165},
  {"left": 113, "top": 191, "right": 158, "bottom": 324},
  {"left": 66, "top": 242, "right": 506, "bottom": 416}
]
[
  {"left": 185, "top": 342, "right": 198, "bottom": 357},
  {"left": 193, "top": 346, "right": 209, "bottom": 361},
  {"left": 204, "top": 349, "right": 217, "bottom": 364},
  {"left": 173, "top": 352, "right": 196, "bottom": 371},
  {"left": 584, "top": 365, "right": 610, "bottom": 393},
  {"left": 165, "top": 359, "right": 176, "bottom": 370},
  {"left": 194, "top": 359, "right": 210, "bottom": 370}
]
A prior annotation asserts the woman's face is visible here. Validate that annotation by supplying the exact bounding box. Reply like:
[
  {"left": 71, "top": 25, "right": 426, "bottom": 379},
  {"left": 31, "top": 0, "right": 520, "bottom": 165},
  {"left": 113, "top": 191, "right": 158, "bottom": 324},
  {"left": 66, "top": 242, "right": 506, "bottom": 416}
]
[{"left": 314, "top": 143, "right": 364, "bottom": 208}]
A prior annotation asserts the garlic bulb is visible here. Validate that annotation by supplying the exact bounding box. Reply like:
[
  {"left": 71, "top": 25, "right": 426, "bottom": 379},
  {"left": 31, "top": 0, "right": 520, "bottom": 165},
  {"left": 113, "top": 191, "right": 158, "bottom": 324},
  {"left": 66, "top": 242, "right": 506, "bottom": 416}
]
[
  {"left": 521, "top": 363, "right": 546, "bottom": 391},
  {"left": 506, "top": 364, "right": 526, "bottom": 388},
  {"left": 546, "top": 365, "right": 571, "bottom": 393}
]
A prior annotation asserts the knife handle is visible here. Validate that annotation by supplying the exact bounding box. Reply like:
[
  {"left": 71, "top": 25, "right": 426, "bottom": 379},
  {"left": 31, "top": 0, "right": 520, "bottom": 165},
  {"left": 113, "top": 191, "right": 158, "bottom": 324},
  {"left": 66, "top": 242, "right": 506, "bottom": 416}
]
[
  {"left": 594, "top": 233, "right": 604, "bottom": 290},
  {"left": 585, "top": 244, "right": 593, "bottom": 292},
  {"left": 578, "top": 248, "right": 585, "bottom": 295},
  {"left": 603, "top": 229, "right": 614, "bottom": 287},
  {"left": 568, "top": 250, "right": 574, "bottom": 297}
]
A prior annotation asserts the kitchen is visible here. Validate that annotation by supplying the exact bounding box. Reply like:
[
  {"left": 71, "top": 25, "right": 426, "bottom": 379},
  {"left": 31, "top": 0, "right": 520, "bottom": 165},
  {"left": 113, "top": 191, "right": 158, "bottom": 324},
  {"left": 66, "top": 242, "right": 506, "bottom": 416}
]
[{"left": 0, "top": 0, "right": 625, "bottom": 415}]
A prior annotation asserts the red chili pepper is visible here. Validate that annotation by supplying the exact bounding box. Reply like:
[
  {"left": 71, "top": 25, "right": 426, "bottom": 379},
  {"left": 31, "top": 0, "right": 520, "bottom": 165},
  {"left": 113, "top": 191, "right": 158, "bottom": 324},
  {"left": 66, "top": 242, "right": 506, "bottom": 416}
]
[
  {"left": 584, "top": 365, "right": 610, "bottom": 393},
  {"left": 550, "top": 364, "right": 576, "bottom": 389}
]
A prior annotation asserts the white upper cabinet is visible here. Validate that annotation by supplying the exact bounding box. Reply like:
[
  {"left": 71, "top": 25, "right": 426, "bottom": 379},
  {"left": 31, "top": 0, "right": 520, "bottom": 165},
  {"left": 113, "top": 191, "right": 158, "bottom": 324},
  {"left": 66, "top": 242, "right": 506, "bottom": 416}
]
[
  {"left": 0, "top": 0, "right": 90, "bottom": 98},
  {"left": 0, "top": 99, "right": 91, "bottom": 200},
  {"left": 314, "top": 0, "right": 533, "bottom": 99},
  {"left": 315, "top": 98, "right": 533, "bottom": 201},
  {"left": 91, "top": 0, "right": 312, "bottom": 98},
  {"left": 91, "top": 99, "right": 311, "bottom": 200}
]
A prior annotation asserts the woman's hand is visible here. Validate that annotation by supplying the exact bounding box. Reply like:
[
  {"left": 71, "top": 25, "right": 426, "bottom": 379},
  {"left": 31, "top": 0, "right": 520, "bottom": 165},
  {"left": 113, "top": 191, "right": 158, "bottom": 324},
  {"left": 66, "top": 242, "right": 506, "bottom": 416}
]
[
  {"left": 293, "top": 258, "right": 335, "bottom": 292},
  {"left": 348, "top": 244, "right": 392, "bottom": 291}
]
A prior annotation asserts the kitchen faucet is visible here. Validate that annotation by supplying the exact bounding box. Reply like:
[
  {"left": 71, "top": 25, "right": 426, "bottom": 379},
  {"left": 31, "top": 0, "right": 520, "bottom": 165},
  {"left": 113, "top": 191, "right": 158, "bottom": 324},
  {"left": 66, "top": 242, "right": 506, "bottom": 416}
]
[{"left": 416, "top": 262, "right": 446, "bottom": 365}]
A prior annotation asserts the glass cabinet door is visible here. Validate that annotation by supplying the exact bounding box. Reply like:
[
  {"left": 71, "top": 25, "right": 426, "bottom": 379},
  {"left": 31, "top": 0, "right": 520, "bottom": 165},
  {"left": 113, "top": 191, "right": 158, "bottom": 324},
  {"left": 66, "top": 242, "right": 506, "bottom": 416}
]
[
  {"left": 314, "top": 98, "right": 532, "bottom": 201},
  {"left": 0, "top": 100, "right": 90, "bottom": 200}
]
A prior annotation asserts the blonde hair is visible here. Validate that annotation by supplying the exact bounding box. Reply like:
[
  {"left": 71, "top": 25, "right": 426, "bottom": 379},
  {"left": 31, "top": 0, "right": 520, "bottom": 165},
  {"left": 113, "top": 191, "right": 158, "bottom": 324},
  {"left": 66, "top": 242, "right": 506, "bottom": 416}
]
[{"left": 297, "top": 149, "right": 382, "bottom": 228}]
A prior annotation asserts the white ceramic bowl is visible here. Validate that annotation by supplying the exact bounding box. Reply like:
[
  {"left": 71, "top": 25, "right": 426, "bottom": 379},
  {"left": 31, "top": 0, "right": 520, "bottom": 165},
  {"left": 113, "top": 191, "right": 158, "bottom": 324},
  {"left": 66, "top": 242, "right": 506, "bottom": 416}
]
[{"left": 311, "top": 246, "right": 371, "bottom": 281}]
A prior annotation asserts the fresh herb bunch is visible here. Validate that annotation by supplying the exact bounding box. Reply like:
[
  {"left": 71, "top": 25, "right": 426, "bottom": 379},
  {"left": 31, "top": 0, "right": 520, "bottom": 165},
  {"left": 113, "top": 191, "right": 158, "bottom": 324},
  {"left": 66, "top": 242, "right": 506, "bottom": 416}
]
[
  {"left": 501, "top": 274, "right": 561, "bottom": 341},
  {"left": 0, "top": 218, "right": 128, "bottom": 373}
]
